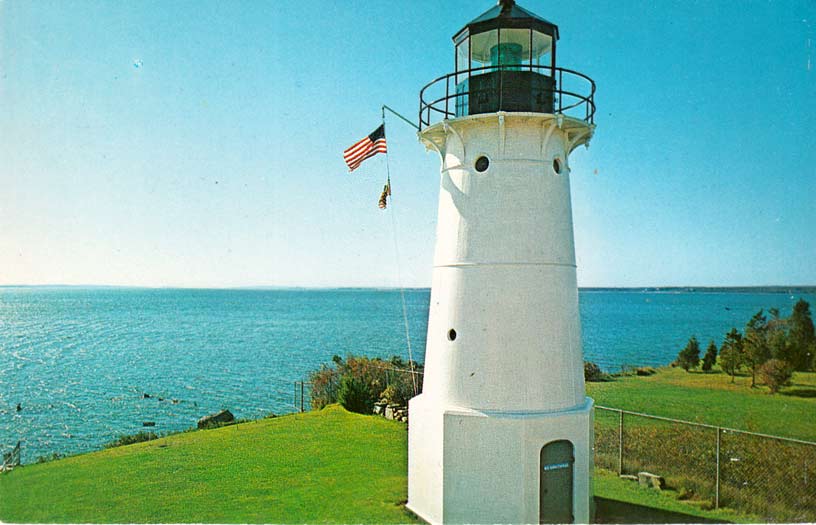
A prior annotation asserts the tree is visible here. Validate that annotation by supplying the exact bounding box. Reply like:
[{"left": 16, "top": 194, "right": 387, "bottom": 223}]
[
  {"left": 677, "top": 336, "right": 701, "bottom": 371},
  {"left": 702, "top": 340, "right": 718, "bottom": 372},
  {"left": 765, "top": 306, "right": 792, "bottom": 364},
  {"left": 758, "top": 359, "right": 794, "bottom": 394},
  {"left": 719, "top": 328, "right": 744, "bottom": 383},
  {"left": 744, "top": 310, "right": 771, "bottom": 387},
  {"left": 788, "top": 299, "right": 815, "bottom": 371}
]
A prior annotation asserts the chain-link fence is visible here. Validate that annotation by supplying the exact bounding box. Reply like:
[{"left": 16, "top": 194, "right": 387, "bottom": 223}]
[{"left": 595, "top": 406, "right": 816, "bottom": 522}]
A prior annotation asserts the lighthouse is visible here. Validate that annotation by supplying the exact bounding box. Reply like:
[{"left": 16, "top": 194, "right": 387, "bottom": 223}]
[{"left": 407, "top": 1, "right": 596, "bottom": 523}]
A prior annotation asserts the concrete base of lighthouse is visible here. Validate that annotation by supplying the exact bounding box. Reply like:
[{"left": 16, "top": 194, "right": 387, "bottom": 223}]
[{"left": 407, "top": 395, "right": 594, "bottom": 524}]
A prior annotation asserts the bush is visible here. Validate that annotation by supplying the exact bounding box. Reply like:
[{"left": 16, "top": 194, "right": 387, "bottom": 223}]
[
  {"left": 105, "top": 431, "right": 158, "bottom": 448},
  {"left": 35, "top": 452, "right": 63, "bottom": 464},
  {"left": 635, "top": 367, "right": 656, "bottom": 376},
  {"left": 337, "top": 375, "right": 374, "bottom": 414},
  {"left": 309, "top": 355, "right": 423, "bottom": 411},
  {"left": 584, "top": 361, "right": 607, "bottom": 382},
  {"left": 758, "top": 358, "right": 793, "bottom": 394},
  {"left": 309, "top": 365, "right": 341, "bottom": 410}
]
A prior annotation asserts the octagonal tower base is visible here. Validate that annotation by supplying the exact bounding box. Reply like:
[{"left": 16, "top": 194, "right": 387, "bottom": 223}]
[{"left": 407, "top": 395, "right": 594, "bottom": 524}]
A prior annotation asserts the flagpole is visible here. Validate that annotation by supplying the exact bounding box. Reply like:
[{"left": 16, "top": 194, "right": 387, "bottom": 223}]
[
  {"left": 381, "top": 109, "right": 419, "bottom": 397},
  {"left": 382, "top": 104, "right": 419, "bottom": 131}
]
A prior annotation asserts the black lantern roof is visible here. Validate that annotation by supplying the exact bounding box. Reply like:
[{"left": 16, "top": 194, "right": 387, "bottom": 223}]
[{"left": 453, "top": 0, "right": 559, "bottom": 43}]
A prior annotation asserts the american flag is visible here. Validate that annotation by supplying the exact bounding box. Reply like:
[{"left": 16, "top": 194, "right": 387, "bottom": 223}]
[{"left": 343, "top": 124, "right": 387, "bottom": 172}]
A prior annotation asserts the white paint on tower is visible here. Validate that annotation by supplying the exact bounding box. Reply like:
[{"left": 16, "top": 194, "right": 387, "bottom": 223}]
[{"left": 406, "top": 2, "right": 598, "bottom": 523}]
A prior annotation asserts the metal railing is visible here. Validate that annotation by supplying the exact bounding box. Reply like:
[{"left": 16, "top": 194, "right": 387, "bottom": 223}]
[
  {"left": 595, "top": 406, "right": 816, "bottom": 522},
  {"left": 1, "top": 441, "right": 21, "bottom": 472},
  {"left": 419, "top": 64, "right": 596, "bottom": 130}
]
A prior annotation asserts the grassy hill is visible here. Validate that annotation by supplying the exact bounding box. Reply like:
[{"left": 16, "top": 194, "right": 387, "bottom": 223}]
[
  {"left": 3, "top": 367, "right": 812, "bottom": 523},
  {"left": 0, "top": 406, "right": 414, "bottom": 523}
]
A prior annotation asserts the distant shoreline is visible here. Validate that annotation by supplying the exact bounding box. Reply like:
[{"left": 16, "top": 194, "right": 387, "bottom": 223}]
[{"left": 1, "top": 284, "right": 815, "bottom": 294}]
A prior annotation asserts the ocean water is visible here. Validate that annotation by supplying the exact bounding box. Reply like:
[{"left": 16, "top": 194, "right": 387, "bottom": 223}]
[{"left": 1, "top": 287, "right": 813, "bottom": 462}]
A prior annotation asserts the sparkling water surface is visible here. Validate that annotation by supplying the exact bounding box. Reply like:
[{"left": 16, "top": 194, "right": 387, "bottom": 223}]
[{"left": 1, "top": 287, "right": 813, "bottom": 462}]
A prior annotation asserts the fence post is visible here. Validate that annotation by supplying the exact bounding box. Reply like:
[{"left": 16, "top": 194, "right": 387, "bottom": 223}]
[
  {"left": 618, "top": 409, "right": 624, "bottom": 475},
  {"left": 715, "top": 427, "right": 721, "bottom": 509},
  {"left": 300, "top": 381, "right": 305, "bottom": 413}
]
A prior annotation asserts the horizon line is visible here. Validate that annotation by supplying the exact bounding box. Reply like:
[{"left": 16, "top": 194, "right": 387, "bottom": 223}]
[{"left": 2, "top": 284, "right": 815, "bottom": 292}]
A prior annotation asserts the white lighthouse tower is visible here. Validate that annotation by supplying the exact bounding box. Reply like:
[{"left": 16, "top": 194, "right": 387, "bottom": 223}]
[{"left": 407, "top": 1, "right": 596, "bottom": 523}]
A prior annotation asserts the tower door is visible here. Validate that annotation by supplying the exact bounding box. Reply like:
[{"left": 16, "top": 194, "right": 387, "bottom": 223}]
[{"left": 539, "top": 440, "right": 574, "bottom": 524}]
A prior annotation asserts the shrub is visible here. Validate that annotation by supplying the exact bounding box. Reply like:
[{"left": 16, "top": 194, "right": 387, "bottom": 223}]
[
  {"left": 337, "top": 375, "right": 374, "bottom": 414},
  {"left": 584, "top": 361, "right": 606, "bottom": 382},
  {"left": 309, "top": 365, "right": 340, "bottom": 410},
  {"left": 309, "top": 355, "right": 423, "bottom": 411},
  {"left": 635, "top": 367, "right": 656, "bottom": 376},
  {"left": 105, "top": 431, "right": 158, "bottom": 448},
  {"left": 758, "top": 358, "right": 793, "bottom": 394},
  {"left": 35, "top": 452, "right": 62, "bottom": 464},
  {"left": 380, "top": 382, "right": 415, "bottom": 406}
]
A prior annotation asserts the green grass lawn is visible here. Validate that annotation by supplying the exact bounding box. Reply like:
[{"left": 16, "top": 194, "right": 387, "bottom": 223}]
[
  {"left": 1, "top": 404, "right": 754, "bottom": 524},
  {"left": 0, "top": 406, "right": 417, "bottom": 524},
  {"left": 3, "top": 368, "right": 813, "bottom": 523},
  {"left": 587, "top": 367, "right": 816, "bottom": 440}
]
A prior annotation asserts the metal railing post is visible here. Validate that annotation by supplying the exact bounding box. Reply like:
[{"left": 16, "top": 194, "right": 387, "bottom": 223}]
[
  {"left": 715, "top": 427, "right": 721, "bottom": 509},
  {"left": 618, "top": 409, "right": 624, "bottom": 475},
  {"left": 300, "top": 381, "right": 305, "bottom": 413}
]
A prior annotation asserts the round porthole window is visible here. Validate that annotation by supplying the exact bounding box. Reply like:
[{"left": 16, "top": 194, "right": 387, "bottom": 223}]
[
  {"left": 475, "top": 156, "right": 490, "bottom": 172},
  {"left": 447, "top": 329, "right": 457, "bottom": 341},
  {"left": 553, "top": 158, "right": 563, "bottom": 174}
]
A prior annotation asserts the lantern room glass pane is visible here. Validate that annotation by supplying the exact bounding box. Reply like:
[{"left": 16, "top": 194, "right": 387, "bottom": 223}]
[
  {"left": 532, "top": 30, "right": 553, "bottom": 71},
  {"left": 470, "top": 29, "right": 498, "bottom": 71},
  {"left": 456, "top": 39, "right": 469, "bottom": 83},
  {"left": 455, "top": 38, "right": 470, "bottom": 116},
  {"left": 498, "top": 28, "right": 530, "bottom": 71}
]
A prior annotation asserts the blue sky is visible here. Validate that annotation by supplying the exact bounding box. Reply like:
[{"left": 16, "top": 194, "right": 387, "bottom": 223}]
[{"left": 1, "top": 0, "right": 814, "bottom": 288}]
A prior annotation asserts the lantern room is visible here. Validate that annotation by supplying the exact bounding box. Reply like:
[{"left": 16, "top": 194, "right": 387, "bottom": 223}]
[{"left": 453, "top": 0, "right": 559, "bottom": 116}]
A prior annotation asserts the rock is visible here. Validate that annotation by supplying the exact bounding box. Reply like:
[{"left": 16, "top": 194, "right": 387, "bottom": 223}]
[
  {"left": 197, "top": 409, "right": 235, "bottom": 429},
  {"left": 373, "top": 402, "right": 387, "bottom": 416},
  {"left": 638, "top": 471, "right": 665, "bottom": 490},
  {"left": 385, "top": 405, "right": 396, "bottom": 420},
  {"left": 143, "top": 421, "right": 156, "bottom": 427}
]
